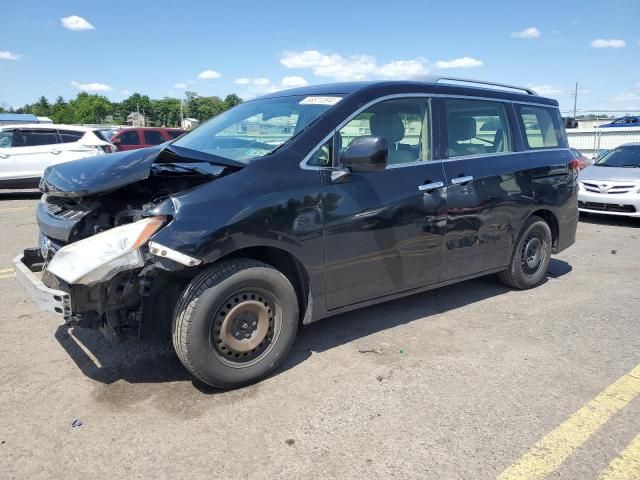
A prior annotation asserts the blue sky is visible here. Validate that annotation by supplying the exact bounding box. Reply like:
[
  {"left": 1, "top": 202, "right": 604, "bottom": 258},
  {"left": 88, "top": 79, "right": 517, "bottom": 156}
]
[{"left": 1, "top": 0, "right": 639, "bottom": 114}]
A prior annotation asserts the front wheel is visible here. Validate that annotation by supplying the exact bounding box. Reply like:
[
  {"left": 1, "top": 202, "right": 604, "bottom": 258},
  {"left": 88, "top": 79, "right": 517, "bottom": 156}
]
[
  {"left": 172, "top": 259, "right": 299, "bottom": 389},
  {"left": 498, "top": 216, "right": 552, "bottom": 289}
]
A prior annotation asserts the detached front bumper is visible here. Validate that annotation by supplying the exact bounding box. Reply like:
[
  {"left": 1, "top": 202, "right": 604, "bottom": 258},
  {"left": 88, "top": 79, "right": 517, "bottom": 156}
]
[{"left": 13, "top": 251, "right": 71, "bottom": 317}]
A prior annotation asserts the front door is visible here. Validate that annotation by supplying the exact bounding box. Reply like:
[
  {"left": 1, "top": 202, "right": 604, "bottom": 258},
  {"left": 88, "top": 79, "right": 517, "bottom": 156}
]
[
  {"left": 440, "top": 97, "right": 533, "bottom": 281},
  {"left": 321, "top": 97, "right": 447, "bottom": 310},
  {"left": 10, "top": 129, "right": 61, "bottom": 180}
]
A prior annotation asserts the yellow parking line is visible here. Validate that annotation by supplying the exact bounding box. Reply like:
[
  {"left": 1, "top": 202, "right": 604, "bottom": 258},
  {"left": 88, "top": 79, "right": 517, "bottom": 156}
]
[
  {"left": 0, "top": 273, "right": 13, "bottom": 280},
  {"left": 0, "top": 268, "right": 13, "bottom": 274},
  {"left": 498, "top": 365, "right": 640, "bottom": 480},
  {"left": 598, "top": 432, "right": 640, "bottom": 480}
]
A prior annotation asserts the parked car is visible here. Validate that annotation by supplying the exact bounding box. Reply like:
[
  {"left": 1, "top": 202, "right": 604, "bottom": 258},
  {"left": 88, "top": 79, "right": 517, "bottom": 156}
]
[
  {"left": 569, "top": 148, "right": 592, "bottom": 170},
  {"left": 0, "top": 124, "right": 114, "bottom": 188},
  {"left": 14, "top": 78, "right": 578, "bottom": 388},
  {"left": 599, "top": 116, "right": 640, "bottom": 128},
  {"left": 110, "top": 127, "right": 185, "bottom": 151},
  {"left": 578, "top": 143, "right": 640, "bottom": 217}
]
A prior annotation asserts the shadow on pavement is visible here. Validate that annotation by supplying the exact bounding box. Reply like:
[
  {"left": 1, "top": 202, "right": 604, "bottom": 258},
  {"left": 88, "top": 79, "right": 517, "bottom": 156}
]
[
  {"left": 55, "top": 260, "right": 572, "bottom": 391},
  {"left": 579, "top": 212, "right": 639, "bottom": 228}
]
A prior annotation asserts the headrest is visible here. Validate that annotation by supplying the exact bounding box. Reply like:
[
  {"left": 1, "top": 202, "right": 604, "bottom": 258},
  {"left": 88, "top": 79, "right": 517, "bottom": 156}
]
[
  {"left": 370, "top": 112, "right": 405, "bottom": 143},
  {"left": 448, "top": 116, "right": 476, "bottom": 142}
]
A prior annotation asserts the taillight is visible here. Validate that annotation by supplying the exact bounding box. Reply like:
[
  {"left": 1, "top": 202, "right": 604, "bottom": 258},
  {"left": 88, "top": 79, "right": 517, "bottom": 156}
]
[{"left": 570, "top": 158, "right": 581, "bottom": 171}]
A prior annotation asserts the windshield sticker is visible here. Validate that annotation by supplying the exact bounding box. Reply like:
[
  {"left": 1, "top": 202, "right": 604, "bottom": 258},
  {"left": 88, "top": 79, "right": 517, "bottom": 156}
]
[{"left": 299, "top": 96, "right": 342, "bottom": 106}]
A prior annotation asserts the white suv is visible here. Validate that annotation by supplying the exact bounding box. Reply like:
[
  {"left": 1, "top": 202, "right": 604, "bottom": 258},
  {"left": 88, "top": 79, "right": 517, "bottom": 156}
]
[{"left": 0, "top": 124, "right": 115, "bottom": 189}]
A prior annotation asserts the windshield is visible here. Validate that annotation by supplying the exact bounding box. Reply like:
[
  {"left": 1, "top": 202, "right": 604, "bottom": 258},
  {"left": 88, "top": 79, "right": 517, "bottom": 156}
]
[
  {"left": 595, "top": 146, "right": 640, "bottom": 167},
  {"left": 172, "top": 94, "right": 343, "bottom": 162}
]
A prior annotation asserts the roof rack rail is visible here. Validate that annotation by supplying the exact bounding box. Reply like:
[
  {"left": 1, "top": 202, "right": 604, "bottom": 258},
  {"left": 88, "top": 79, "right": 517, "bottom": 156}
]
[{"left": 430, "top": 77, "right": 538, "bottom": 96}]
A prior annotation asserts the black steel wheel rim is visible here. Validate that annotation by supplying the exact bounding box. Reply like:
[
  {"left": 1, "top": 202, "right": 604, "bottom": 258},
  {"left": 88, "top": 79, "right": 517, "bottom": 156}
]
[
  {"left": 521, "top": 231, "right": 544, "bottom": 276},
  {"left": 210, "top": 289, "right": 281, "bottom": 368}
]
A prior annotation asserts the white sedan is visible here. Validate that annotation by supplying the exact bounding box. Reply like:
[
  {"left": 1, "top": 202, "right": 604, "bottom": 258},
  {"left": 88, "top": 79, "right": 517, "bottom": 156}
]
[
  {"left": 578, "top": 143, "right": 640, "bottom": 217},
  {"left": 0, "top": 124, "right": 115, "bottom": 189}
]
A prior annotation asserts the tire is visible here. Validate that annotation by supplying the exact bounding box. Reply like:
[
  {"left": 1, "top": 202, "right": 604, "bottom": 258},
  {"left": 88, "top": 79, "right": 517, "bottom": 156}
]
[
  {"left": 172, "top": 259, "right": 299, "bottom": 389},
  {"left": 498, "top": 215, "right": 552, "bottom": 290}
]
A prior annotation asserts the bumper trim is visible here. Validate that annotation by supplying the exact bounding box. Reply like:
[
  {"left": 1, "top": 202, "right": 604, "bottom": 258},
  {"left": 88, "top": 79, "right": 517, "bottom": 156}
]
[{"left": 13, "top": 254, "right": 71, "bottom": 317}]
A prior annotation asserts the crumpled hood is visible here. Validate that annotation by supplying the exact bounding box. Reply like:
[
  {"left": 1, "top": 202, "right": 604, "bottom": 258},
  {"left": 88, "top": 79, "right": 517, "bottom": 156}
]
[
  {"left": 41, "top": 146, "right": 163, "bottom": 197},
  {"left": 579, "top": 165, "right": 640, "bottom": 183}
]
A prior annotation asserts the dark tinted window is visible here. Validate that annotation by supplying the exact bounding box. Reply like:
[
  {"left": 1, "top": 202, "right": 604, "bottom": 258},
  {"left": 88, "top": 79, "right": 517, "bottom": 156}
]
[
  {"left": 13, "top": 129, "right": 60, "bottom": 147},
  {"left": 117, "top": 131, "right": 141, "bottom": 145},
  {"left": 143, "top": 130, "right": 166, "bottom": 145},
  {"left": 517, "top": 105, "right": 567, "bottom": 149},
  {"left": 167, "top": 130, "right": 184, "bottom": 139},
  {"left": 58, "top": 130, "right": 85, "bottom": 143},
  {"left": 445, "top": 98, "right": 511, "bottom": 158}
]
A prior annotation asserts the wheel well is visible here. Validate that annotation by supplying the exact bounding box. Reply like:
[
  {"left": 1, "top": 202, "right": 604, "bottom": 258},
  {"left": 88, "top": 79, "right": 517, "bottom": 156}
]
[
  {"left": 214, "top": 246, "right": 311, "bottom": 322},
  {"left": 530, "top": 209, "right": 559, "bottom": 252}
]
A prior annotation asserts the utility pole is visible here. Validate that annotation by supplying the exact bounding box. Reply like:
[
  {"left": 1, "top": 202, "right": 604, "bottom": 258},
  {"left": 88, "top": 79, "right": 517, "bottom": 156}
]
[{"left": 572, "top": 81, "right": 578, "bottom": 119}]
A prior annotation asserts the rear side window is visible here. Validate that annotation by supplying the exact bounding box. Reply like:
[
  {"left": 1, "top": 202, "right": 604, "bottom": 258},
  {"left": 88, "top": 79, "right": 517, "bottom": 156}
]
[
  {"left": 117, "top": 131, "right": 141, "bottom": 145},
  {"left": 13, "top": 129, "right": 60, "bottom": 147},
  {"left": 445, "top": 98, "right": 512, "bottom": 158},
  {"left": 167, "top": 130, "right": 184, "bottom": 139},
  {"left": 58, "top": 130, "right": 85, "bottom": 143},
  {"left": 517, "top": 105, "right": 567, "bottom": 149},
  {"left": 143, "top": 130, "right": 166, "bottom": 145}
]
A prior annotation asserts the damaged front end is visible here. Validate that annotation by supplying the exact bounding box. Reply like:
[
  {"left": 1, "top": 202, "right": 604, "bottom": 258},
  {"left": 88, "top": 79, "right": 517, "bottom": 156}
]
[{"left": 15, "top": 145, "right": 241, "bottom": 340}]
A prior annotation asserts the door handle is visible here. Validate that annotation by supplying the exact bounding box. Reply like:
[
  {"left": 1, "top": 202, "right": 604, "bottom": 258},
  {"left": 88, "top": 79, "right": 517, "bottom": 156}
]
[
  {"left": 418, "top": 181, "right": 444, "bottom": 192},
  {"left": 450, "top": 175, "right": 474, "bottom": 185},
  {"left": 51, "top": 149, "right": 61, "bottom": 155}
]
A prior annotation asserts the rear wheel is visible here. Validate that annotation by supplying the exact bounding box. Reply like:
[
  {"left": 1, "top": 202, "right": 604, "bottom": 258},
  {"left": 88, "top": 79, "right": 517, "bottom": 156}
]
[
  {"left": 498, "top": 215, "right": 552, "bottom": 289},
  {"left": 172, "top": 259, "right": 298, "bottom": 388}
]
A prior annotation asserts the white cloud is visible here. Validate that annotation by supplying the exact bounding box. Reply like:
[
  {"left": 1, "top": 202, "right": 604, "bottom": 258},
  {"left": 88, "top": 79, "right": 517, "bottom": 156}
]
[
  {"left": 197, "top": 69, "right": 222, "bottom": 79},
  {"left": 526, "top": 84, "right": 563, "bottom": 96},
  {"left": 60, "top": 15, "right": 95, "bottom": 31},
  {"left": 435, "top": 56, "right": 483, "bottom": 69},
  {"left": 71, "top": 80, "right": 112, "bottom": 92},
  {"left": 377, "top": 60, "right": 429, "bottom": 79},
  {"left": 612, "top": 91, "right": 640, "bottom": 109},
  {"left": 0, "top": 50, "right": 21, "bottom": 60},
  {"left": 279, "top": 49, "right": 429, "bottom": 81},
  {"left": 281, "top": 76, "right": 309, "bottom": 88},
  {"left": 252, "top": 77, "right": 271, "bottom": 86},
  {"left": 234, "top": 78, "right": 251, "bottom": 85},
  {"left": 121, "top": 90, "right": 131, "bottom": 95},
  {"left": 173, "top": 82, "right": 187, "bottom": 88},
  {"left": 591, "top": 39, "right": 626, "bottom": 48},
  {"left": 511, "top": 27, "right": 541, "bottom": 39}
]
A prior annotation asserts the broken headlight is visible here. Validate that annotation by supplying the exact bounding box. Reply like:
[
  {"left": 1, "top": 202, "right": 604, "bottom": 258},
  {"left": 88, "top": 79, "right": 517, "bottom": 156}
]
[{"left": 47, "top": 217, "right": 165, "bottom": 285}]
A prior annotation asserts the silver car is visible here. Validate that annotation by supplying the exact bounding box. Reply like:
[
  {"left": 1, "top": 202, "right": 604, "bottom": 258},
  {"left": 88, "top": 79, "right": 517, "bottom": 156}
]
[{"left": 578, "top": 143, "right": 640, "bottom": 217}]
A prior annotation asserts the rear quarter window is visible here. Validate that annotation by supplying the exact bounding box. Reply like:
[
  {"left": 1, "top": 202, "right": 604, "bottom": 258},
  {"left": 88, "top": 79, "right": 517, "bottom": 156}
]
[
  {"left": 58, "top": 130, "right": 85, "bottom": 143},
  {"left": 517, "top": 105, "right": 567, "bottom": 149}
]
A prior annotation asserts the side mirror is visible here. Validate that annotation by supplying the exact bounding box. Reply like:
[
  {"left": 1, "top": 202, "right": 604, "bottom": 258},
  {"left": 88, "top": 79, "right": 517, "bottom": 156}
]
[{"left": 341, "top": 136, "right": 388, "bottom": 173}]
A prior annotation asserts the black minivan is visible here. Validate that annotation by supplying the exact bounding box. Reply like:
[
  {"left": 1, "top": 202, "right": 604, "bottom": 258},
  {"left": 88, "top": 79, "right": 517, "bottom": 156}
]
[{"left": 14, "top": 78, "right": 578, "bottom": 388}]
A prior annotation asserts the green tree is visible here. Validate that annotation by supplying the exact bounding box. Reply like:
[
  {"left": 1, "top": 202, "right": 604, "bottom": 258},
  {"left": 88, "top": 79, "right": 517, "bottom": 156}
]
[
  {"left": 224, "top": 94, "right": 242, "bottom": 110},
  {"left": 67, "top": 92, "right": 112, "bottom": 124},
  {"left": 30, "top": 96, "right": 51, "bottom": 117}
]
